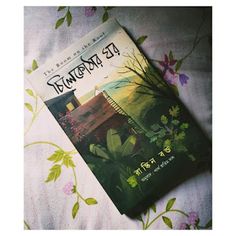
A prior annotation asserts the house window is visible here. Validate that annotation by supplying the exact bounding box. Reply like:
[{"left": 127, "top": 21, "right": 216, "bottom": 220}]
[{"left": 66, "top": 102, "right": 75, "bottom": 111}]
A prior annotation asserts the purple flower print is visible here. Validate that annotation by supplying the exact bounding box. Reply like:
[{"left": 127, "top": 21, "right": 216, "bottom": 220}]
[
  {"left": 164, "top": 70, "right": 178, "bottom": 85},
  {"left": 179, "top": 222, "right": 188, "bottom": 230},
  {"left": 187, "top": 211, "right": 199, "bottom": 226},
  {"left": 84, "top": 7, "right": 97, "bottom": 17},
  {"left": 178, "top": 212, "right": 199, "bottom": 229},
  {"left": 179, "top": 74, "right": 189, "bottom": 86},
  {"left": 63, "top": 181, "right": 74, "bottom": 195},
  {"left": 158, "top": 53, "right": 190, "bottom": 87},
  {"left": 158, "top": 54, "right": 177, "bottom": 75}
]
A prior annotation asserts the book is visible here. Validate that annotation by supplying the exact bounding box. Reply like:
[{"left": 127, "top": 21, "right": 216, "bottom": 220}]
[{"left": 27, "top": 19, "right": 211, "bottom": 216}]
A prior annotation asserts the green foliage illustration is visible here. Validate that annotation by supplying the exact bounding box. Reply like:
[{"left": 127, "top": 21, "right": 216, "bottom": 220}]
[
  {"left": 146, "top": 105, "right": 191, "bottom": 156},
  {"left": 136, "top": 35, "right": 148, "bottom": 45},
  {"left": 137, "top": 198, "right": 212, "bottom": 230},
  {"left": 24, "top": 141, "right": 98, "bottom": 220},
  {"left": 89, "top": 128, "right": 139, "bottom": 189},
  {"left": 90, "top": 128, "right": 137, "bottom": 160},
  {"left": 26, "top": 59, "right": 38, "bottom": 74},
  {"left": 25, "top": 60, "right": 45, "bottom": 135},
  {"left": 102, "top": 7, "right": 115, "bottom": 22},
  {"left": 54, "top": 7, "right": 115, "bottom": 29},
  {"left": 55, "top": 6, "right": 73, "bottom": 29}
]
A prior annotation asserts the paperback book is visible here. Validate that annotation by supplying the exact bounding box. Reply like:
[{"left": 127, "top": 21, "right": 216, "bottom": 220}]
[{"left": 27, "top": 19, "right": 211, "bottom": 216}]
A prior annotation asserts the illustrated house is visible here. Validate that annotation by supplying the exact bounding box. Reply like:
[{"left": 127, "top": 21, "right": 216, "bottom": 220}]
[
  {"left": 45, "top": 89, "right": 80, "bottom": 120},
  {"left": 60, "top": 91, "right": 130, "bottom": 143}
]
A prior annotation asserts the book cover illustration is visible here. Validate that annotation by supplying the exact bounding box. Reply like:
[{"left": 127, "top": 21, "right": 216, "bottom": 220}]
[{"left": 28, "top": 19, "right": 211, "bottom": 215}]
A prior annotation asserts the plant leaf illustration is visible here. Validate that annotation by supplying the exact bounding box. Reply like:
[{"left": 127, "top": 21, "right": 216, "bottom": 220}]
[{"left": 166, "top": 198, "right": 176, "bottom": 211}]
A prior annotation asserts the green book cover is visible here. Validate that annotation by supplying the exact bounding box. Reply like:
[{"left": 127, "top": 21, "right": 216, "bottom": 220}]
[{"left": 27, "top": 19, "right": 211, "bottom": 215}]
